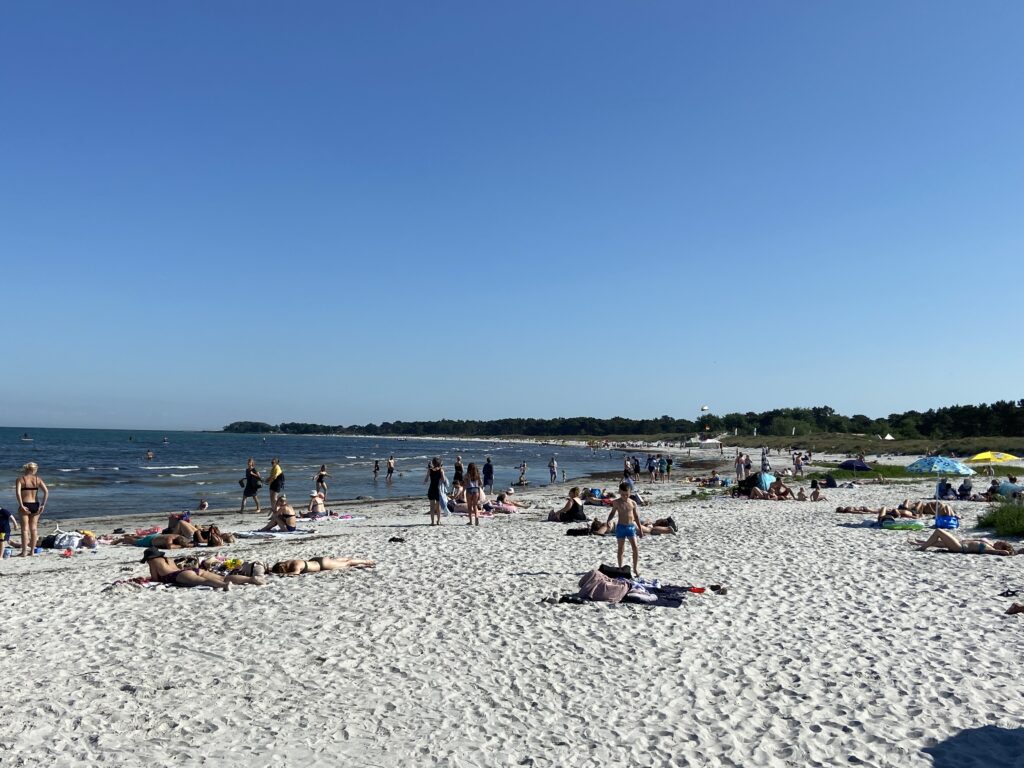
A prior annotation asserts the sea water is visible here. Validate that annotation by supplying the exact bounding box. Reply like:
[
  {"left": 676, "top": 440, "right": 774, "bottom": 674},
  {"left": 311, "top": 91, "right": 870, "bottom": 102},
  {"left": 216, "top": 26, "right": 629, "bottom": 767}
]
[{"left": 0, "top": 427, "right": 625, "bottom": 519}]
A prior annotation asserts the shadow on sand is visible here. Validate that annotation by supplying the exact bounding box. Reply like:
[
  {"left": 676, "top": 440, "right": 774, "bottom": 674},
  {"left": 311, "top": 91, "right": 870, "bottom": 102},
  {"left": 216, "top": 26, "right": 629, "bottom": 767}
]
[{"left": 923, "top": 725, "right": 1024, "bottom": 768}]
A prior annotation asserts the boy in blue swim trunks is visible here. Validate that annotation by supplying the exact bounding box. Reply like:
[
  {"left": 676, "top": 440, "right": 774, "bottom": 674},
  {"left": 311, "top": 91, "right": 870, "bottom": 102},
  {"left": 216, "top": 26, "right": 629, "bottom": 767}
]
[{"left": 606, "top": 482, "right": 643, "bottom": 576}]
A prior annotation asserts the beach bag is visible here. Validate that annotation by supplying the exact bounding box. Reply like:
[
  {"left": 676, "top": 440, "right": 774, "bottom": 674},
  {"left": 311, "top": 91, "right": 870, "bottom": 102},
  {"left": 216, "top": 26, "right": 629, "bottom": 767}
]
[
  {"left": 578, "top": 570, "right": 629, "bottom": 603},
  {"left": 934, "top": 512, "right": 960, "bottom": 530},
  {"left": 598, "top": 563, "right": 633, "bottom": 580},
  {"left": 239, "top": 478, "right": 246, "bottom": 488}
]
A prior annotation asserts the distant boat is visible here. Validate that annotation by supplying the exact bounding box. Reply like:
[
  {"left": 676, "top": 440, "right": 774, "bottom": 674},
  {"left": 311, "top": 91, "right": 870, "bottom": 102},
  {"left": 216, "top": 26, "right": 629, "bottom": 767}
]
[
  {"left": 162, "top": 437, "right": 169, "bottom": 444},
  {"left": 20, "top": 433, "right": 32, "bottom": 442}
]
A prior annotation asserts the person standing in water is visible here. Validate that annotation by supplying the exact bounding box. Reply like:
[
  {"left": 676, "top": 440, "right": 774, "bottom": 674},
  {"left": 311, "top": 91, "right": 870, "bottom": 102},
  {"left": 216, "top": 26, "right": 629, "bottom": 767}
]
[
  {"left": 314, "top": 464, "right": 329, "bottom": 499},
  {"left": 386, "top": 456, "right": 395, "bottom": 482},
  {"left": 453, "top": 456, "right": 464, "bottom": 486},
  {"left": 15, "top": 462, "right": 48, "bottom": 557},
  {"left": 548, "top": 457, "right": 558, "bottom": 483},
  {"left": 267, "top": 458, "right": 285, "bottom": 508},
  {"left": 373, "top": 460, "right": 380, "bottom": 481}
]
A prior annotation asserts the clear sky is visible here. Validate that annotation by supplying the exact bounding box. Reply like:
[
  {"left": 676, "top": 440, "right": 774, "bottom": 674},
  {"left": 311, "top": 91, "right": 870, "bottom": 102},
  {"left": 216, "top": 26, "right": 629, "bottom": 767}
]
[{"left": 2, "top": 2, "right": 1021, "bottom": 430}]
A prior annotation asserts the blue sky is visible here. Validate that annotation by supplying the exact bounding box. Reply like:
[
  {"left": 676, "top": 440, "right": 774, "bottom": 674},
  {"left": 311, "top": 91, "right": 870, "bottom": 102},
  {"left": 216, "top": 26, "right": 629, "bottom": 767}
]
[{"left": 2, "top": 2, "right": 1021, "bottom": 430}]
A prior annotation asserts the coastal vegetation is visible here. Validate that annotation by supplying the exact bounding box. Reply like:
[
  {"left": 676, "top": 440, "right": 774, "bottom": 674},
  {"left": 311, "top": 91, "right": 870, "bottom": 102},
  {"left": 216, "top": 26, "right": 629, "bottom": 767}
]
[
  {"left": 223, "top": 400, "right": 1024, "bottom": 444},
  {"left": 977, "top": 501, "right": 1024, "bottom": 537}
]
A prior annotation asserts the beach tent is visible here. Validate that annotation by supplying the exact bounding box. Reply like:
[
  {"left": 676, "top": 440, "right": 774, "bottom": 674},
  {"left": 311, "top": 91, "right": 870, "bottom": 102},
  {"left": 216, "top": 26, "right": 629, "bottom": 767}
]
[
  {"left": 906, "top": 456, "right": 975, "bottom": 477},
  {"left": 965, "top": 451, "right": 1020, "bottom": 464},
  {"left": 700, "top": 439, "right": 722, "bottom": 447},
  {"left": 838, "top": 459, "right": 873, "bottom": 472},
  {"left": 883, "top": 434, "right": 895, "bottom": 441}
]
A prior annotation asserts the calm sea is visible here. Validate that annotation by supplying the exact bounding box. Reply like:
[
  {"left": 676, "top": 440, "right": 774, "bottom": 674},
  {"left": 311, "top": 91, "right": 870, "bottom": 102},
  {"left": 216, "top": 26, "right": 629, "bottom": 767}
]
[{"left": 0, "top": 427, "right": 623, "bottom": 520}]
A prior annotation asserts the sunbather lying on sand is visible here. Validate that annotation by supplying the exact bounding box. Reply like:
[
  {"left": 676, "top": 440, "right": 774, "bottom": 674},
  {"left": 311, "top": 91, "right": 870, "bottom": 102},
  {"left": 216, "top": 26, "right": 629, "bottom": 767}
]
[
  {"left": 163, "top": 518, "right": 234, "bottom": 546},
  {"left": 914, "top": 530, "right": 1016, "bottom": 556},
  {"left": 269, "top": 556, "right": 376, "bottom": 575},
  {"left": 588, "top": 516, "right": 676, "bottom": 536},
  {"left": 141, "top": 547, "right": 267, "bottom": 588},
  {"left": 899, "top": 500, "right": 953, "bottom": 516},
  {"left": 114, "top": 533, "right": 192, "bottom": 549}
]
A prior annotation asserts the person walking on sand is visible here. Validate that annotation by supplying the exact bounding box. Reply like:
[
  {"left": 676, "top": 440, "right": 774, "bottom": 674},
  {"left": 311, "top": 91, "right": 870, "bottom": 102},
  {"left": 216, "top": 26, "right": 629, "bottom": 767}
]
[
  {"left": 386, "top": 455, "right": 395, "bottom": 482},
  {"left": 425, "top": 457, "right": 448, "bottom": 526},
  {"left": 313, "top": 464, "right": 329, "bottom": 499},
  {"left": 605, "top": 482, "right": 643, "bottom": 576},
  {"left": 548, "top": 456, "right": 558, "bottom": 483},
  {"left": 267, "top": 458, "right": 285, "bottom": 508},
  {"left": 15, "top": 462, "right": 48, "bottom": 557},
  {"left": 465, "top": 462, "right": 484, "bottom": 527},
  {"left": 735, "top": 453, "right": 746, "bottom": 482},
  {"left": 240, "top": 458, "right": 262, "bottom": 513}
]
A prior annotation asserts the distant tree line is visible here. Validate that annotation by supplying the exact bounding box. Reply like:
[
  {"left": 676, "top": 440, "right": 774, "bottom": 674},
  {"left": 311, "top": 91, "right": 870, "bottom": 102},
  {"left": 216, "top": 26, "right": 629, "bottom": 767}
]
[{"left": 222, "top": 400, "right": 1024, "bottom": 439}]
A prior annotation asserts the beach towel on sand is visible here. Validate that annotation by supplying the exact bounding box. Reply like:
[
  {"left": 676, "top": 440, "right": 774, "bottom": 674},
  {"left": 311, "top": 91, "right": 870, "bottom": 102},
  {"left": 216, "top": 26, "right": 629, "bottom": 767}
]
[{"left": 235, "top": 529, "right": 317, "bottom": 539}]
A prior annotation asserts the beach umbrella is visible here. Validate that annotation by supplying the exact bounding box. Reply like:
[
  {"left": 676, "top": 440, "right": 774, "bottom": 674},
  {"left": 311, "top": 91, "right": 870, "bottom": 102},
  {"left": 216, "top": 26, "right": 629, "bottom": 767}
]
[
  {"left": 907, "top": 456, "right": 974, "bottom": 499},
  {"left": 964, "top": 451, "right": 1020, "bottom": 464},
  {"left": 906, "top": 456, "right": 975, "bottom": 476}
]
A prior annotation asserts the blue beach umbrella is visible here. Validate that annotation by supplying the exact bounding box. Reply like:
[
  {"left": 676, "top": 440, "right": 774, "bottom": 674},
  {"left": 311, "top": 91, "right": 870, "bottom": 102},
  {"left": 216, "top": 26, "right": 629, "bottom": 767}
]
[{"left": 906, "top": 457, "right": 975, "bottom": 476}]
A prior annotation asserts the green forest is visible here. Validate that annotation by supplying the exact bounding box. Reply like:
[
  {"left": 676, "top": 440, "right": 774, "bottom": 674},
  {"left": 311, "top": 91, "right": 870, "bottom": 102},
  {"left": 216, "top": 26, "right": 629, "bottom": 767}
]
[{"left": 223, "top": 400, "right": 1024, "bottom": 439}]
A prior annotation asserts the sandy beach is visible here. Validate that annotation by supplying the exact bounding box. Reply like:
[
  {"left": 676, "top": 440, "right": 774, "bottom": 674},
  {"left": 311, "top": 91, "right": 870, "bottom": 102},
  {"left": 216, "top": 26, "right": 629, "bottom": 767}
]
[{"left": 3, "top": 463, "right": 1024, "bottom": 767}]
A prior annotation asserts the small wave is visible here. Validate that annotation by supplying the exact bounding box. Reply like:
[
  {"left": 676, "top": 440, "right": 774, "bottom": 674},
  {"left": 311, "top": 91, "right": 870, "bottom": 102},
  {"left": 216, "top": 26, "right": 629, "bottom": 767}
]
[
  {"left": 59, "top": 468, "right": 81, "bottom": 473},
  {"left": 345, "top": 456, "right": 358, "bottom": 459},
  {"left": 141, "top": 465, "right": 200, "bottom": 470}
]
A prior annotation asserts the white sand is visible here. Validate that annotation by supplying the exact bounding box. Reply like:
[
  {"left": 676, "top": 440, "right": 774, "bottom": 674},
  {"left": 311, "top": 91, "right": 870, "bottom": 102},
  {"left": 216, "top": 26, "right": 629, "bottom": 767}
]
[{"left": 2, "top": 474, "right": 1023, "bottom": 767}]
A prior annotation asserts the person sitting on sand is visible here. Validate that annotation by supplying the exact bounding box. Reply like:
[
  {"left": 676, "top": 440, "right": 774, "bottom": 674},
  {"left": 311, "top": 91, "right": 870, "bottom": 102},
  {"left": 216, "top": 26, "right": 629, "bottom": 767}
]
[
  {"left": 915, "top": 529, "right": 1016, "bottom": 556},
  {"left": 306, "top": 491, "right": 327, "bottom": 518},
  {"left": 269, "top": 556, "right": 376, "bottom": 575},
  {"left": 141, "top": 547, "right": 267, "bottom": 588},
  {"left": 493, "top": 492, "right": 529, "bottom": 511},
  {"left": 550, "top": 487, "right": 587, "bottom": 523},
  {"left": 808, "top": 479, "right": 828, "bottom": 502},
  {"left": 768, "top": 478, "right": 796, "bottom": 500},
  {"left": 114, "top": 533, "right": 192, "bottom": 549},
  {"left": 260, "top": 495, "right": 298, "bottom": 532}
]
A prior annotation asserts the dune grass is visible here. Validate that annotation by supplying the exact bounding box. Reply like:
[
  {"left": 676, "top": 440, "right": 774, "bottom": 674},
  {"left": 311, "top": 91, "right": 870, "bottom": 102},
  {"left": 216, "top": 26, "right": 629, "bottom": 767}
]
[{"left": 976, "top": 502, "right": 1024, "bottom": 537}]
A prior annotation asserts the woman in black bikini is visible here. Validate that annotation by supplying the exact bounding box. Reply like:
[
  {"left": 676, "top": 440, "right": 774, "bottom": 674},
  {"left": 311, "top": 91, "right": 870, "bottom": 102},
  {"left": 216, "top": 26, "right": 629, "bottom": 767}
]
[
  {"left": 261, "top": 496, "right": 298, "bottom": 532},
  {"left": 270, "top": 556, "right": 376, "bottom": 575},
  {"left": 16, "top": 462, "right": 48, "bottom": 557},
  {"left": 425, "top": 457, "right": 447, "bottom": 526},
  {"left": 142, "top": 548, "right": 267, "bottom": 589},
  {"left": 314, "top": 465, "right": 329, "bottom": 499}
]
